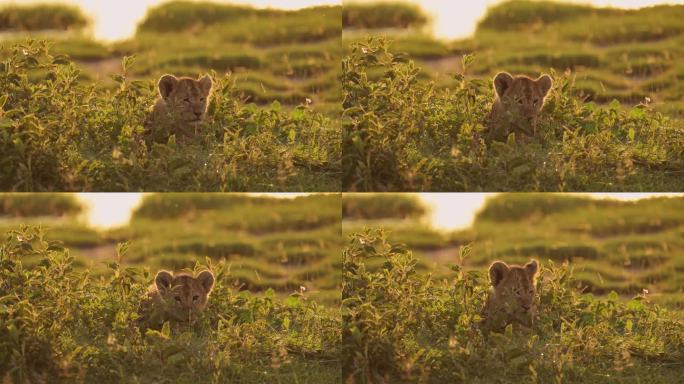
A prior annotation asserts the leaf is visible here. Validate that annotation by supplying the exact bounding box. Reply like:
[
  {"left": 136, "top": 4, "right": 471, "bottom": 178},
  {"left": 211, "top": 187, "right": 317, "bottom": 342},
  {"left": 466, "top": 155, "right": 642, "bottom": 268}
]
[
  {"left": 264, "top": 288, "right": 275, "bottom": 298},
  {"left": 285, "top": 295, "right": 300, "bottom": 308},
  {"left": 625, "top": 319, "right": 633, "bottom": 333},
  {"left": 161, "top": 321, "right": 171, "bottom": 338},
  {"left": 0, "top": 118, "right": 13, "bottom": 129},
  {"left": 111, "top": 74, "right": 125, "bottom": 83}
]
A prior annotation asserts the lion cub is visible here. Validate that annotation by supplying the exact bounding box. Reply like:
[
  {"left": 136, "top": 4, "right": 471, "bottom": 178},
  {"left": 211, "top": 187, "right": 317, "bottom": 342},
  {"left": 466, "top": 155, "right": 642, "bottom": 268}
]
[
  {"left": 137, "top": 270, "right": 215, "bottom": 329},
  {"left": 485, "top": 72, "right": 552, "bottom": 143},
  {"left": 481, "top": 260, "right": 539, "bottom": 332},
  {"left": 145, "top": 74, "right": 213, "bottom": 144}
]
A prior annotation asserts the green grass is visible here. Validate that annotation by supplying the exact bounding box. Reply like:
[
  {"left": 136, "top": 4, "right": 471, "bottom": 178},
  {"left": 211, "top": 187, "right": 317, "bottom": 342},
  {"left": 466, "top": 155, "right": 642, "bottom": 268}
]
[
  {"left": 0, "top": 226, "right": 341, "bottom": 383},
  {"left": 341, "top": 37, "right": 684, "bottom": 191},
  {"left": 343, "top": 228, "right": 684, "bottom": 383}
]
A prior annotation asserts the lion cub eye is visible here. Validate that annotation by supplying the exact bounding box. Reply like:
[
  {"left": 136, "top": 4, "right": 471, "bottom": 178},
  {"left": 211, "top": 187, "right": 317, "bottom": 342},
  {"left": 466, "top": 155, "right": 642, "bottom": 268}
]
[
  {"left": 174, "top": 296, "right": 182, "bottom": 303},
  {"left": 192, "top": 295, "right": 199, "bottom": 302},
  {"left": 517, "top": 99, "right": 524, "bottom": 105},
  {"left": 533, "top": 99, "right": 539, "bottom": 105},
  {"left": 183, "top": 98, "right": 191, "bottom": 103}
]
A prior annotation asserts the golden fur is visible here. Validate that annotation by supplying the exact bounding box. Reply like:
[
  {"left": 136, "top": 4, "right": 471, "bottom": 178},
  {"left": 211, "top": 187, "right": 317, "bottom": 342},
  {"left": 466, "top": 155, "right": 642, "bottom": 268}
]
[
  {"left": 144, "top": 74, "right": 213, "bottom": 143},
  {"left": 137, "top": 270, "right": 215, "bottom": 328},
  {"left": 481, "top": 260, "right": 539, "bottom": 331},
  {"left": 485, "top": 72, "right": 552, "bottom": 142}
]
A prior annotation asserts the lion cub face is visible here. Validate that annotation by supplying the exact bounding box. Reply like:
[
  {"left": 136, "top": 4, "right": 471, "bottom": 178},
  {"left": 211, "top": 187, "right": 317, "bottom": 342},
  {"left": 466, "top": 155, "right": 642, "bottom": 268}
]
[
  {"left": 493, "top": 72, "right": 552, "bottom": 123},
  {"left": 483, "top": 260, "right": 539, "bottom": 330},
  {"left": 153, "top": 270, "right": 215, "bottom": 322},
  {"left": 158, "top": 74, "right": 213, "bottom": 123}
]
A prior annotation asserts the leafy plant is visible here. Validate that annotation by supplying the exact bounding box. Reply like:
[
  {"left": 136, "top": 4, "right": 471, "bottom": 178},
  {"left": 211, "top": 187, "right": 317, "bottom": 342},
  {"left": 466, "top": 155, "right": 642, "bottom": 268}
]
[
  {"left": 343, "top": 228, "right": 684, "bottom": 383},
  {"left": 0, "top": 40, "right": 340, "bottom": 191},
  {"left": 0, "top": 226, "right": 341, "bottom": 383},
  {"left": 342, "top": 37, "right": 684, "bottom": 191}
]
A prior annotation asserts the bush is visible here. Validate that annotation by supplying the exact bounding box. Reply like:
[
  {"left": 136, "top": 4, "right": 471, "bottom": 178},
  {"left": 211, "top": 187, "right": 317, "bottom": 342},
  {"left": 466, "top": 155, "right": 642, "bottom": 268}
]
[
  {"left": 478, "top": 0, "right": 611, "bottom": 31},
  {"left": 0, "top": 193, "right": 82, "bottom": 217},
  {"left": 475, "top": 193, "right": 612, "bottom": 222},
  {"left": 343, "top": 3, "right": 429, "bottom": 30},
  {"left": 0, "top": 226, "right": 340, "bottom": 383},
  {"left": 342, "top": 228, "right": 684, "bottom": 383},
  {"left": 341, "top": 37, "right": 684, "bottom": 191},
  {"left": 0, "top": 4, "right": 88, "bottom": 32},
  {"left": 342, "top": 193, "right": 426, "bottom": 220},
  {"left": 0, "top": 40, "right": 340, "bottom": 191}
]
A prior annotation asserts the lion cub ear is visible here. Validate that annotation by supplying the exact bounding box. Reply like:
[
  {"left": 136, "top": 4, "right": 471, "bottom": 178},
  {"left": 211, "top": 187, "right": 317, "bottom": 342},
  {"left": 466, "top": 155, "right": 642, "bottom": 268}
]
[
  {"left": 524, "top": 260, "right": 539, "bottom": 282},
  {"left": 196, "top": 270, "right": 215, "bottom": 294},
  {"left": 536, "top": 75, "right": 553, "bottom": 97},
  {"left": 493, "top": 72, "right": 514, "bottom": 98},
  {"left": 198, "top": 75, "right": 213, "bottom": 95},
  {"left": 155, "top": 270, "right": 174, "bottom": 292},
  {"left": 158, "top": 74, "right": 178, "bottom": 99},
  {"left": 489, "top": 261, "right": 510, "bottom": 287}
]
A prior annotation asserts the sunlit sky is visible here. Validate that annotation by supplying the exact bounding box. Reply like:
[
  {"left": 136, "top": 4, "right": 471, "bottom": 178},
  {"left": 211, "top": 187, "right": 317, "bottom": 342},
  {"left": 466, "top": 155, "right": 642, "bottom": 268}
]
[
  {"left": 346, "top": 0, "right": 684, "bottom": 39},
  {"left": 420, "top": 193, "right": 684, "bottom": 231},
  {"left": 2, "top": 0, "right": 341, "bottom": 41},
  {"left": 76, "top": 193, "right": 309, "bottom": 229}
]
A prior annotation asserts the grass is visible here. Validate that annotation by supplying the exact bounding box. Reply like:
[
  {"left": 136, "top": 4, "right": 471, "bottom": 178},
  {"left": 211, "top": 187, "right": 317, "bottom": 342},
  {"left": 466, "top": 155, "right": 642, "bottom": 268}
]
[
  {"left": 343, "top": 228, "right": 684, "bottom": 383},
  {"left": 342, "top": 194, "right": 684, "bottom": 311},
  {"left": 0, "top": 40, "right": 340, "bottom": 191},
  {"left": 0, "top": 226, "right": 341, "bottom": 383},
  {"left": 341, "top": 37, "right": 684, "bottom": 191}
]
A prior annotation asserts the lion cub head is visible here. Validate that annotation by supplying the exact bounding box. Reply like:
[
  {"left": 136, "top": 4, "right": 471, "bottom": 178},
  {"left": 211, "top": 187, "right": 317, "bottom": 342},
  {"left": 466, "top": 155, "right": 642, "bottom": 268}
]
[
  {"left": 157, "top": 74, "right": 213, "bottom": 123},
  {"left": 153, "top": 270, "right": 215, "bottom": 322},
  {"left": 493, "top": 72, "right": 552, "bottom": 123},
  {"left": 482, "top": 260, "right": 539, "bottom": 331}
]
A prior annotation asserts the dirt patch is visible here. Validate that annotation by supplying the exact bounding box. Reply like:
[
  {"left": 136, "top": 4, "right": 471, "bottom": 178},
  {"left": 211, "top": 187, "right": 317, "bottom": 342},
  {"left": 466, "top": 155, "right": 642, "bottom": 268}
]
[
  {"left": 80, "top": 58, "right": 123, "bottom": 77},
  {"left": 79, "top": 243, "right": 117, "bottom": 263},
  {"left": 421, "top": 55, "right": 463, "bottom": 76},
  {"left": 421, "top": 245, "right": 464, "bottom": 267}
]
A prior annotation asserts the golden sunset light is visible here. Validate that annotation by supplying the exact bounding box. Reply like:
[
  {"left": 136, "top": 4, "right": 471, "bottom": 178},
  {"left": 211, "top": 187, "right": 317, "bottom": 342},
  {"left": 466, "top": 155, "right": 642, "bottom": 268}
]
[{"left": 76, "top": 193, "right": 145, "bottom": 229}]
